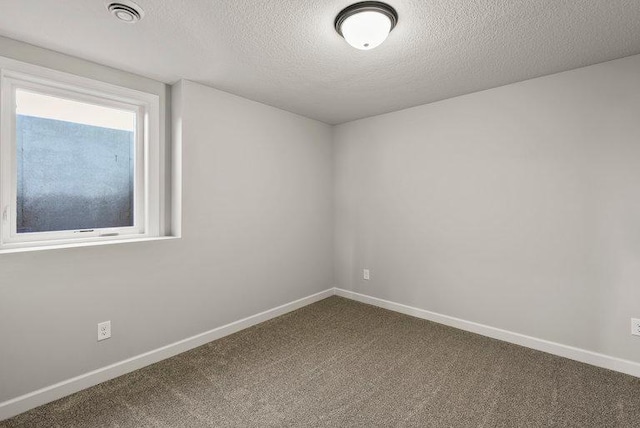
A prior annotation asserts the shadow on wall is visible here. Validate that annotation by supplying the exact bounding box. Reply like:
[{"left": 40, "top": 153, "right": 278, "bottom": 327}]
[{"left": 16, "top": 115, "right": 134, "bottom": 233}]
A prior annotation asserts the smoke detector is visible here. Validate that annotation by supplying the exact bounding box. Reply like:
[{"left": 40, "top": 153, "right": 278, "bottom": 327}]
[{"left": 106, "top": 0, "right": 144, "bottom": 24}]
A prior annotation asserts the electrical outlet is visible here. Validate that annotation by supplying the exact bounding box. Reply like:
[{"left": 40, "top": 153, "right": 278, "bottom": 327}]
[
  {"left": 632, "top": 318, "right": 640, "bottom": 337},
  {"left": 363, "top": 269, "right": 370, "bottom": 280},
  {"left": 98, "top": 321, "right": 111, "bottom": 341}
]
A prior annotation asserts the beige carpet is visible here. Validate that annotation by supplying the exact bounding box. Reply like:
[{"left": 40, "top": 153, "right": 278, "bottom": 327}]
[{"left": 2, "top": 296, "right": 640, "bottom": 427}]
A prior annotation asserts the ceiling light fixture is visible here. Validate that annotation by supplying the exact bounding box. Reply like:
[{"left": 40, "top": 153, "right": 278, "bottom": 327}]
[
  {"left": 335, "top": 1, "right": 398, "bottom": 50},
  {"left": 106, "top": 0, "right": 145, "bottom": 24}
]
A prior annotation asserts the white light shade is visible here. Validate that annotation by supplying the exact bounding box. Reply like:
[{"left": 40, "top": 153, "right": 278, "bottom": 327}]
[{"left": 340, "top": 11, "right": 392, "bottom": 50}]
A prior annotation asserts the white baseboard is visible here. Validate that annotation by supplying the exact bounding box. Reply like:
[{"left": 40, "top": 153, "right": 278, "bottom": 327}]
[
  {"left": 0, "top": 288, "right": 335, "bottom": 422},
  {"left": 3, "top": 286, "right": 639, "bottom": 421},
  {"left": 334, "top": 288, "right": 640, "bottom": 379}
]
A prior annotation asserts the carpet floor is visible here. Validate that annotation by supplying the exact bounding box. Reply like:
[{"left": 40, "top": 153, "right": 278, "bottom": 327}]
[{"left": 2, "top": 296, "right": 640, "bottom": 427}]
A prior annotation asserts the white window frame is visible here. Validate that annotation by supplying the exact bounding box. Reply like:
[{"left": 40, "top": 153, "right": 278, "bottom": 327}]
[{"left": 0, "top": 65, "right": 161, "bottom": 251}]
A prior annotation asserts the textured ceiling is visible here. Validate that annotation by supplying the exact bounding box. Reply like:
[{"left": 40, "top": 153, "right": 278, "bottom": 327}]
[{"left": 0, "top": 0, "right": 639, "bottom": 124}]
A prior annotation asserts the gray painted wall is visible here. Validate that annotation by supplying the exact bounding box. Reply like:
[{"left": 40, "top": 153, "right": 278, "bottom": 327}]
[
  {"left": 334, "top": 54, "right": 640, "bottom": 365},
  {"left": 0, "top": 39, "right": 334, "bottom": 403},
  {"left": 2, "top": 33, "right": 640, "bottom": 409}
]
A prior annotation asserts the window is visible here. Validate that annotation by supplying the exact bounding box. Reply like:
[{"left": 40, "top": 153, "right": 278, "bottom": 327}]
[{"left": 1, "top": 67, "right": 162, "bottom": 250}]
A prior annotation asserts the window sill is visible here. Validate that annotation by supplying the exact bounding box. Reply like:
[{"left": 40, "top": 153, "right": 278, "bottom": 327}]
[{"left": 0, "top": 236, "right": 179, "bottom": 254}]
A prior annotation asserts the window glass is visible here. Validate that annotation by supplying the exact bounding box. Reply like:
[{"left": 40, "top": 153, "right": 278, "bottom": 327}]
[{"left": 15, "top": 89, "right": 136, "bottom": 233}]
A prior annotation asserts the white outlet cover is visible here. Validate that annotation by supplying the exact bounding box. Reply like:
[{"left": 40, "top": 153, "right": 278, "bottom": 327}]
[
  {"left": 632, "top": 318, "right": 640, "bottom": 337},
  {"left": 363, "top": 269, "right": 370, "bottom": 280},
  {"left": 98, "top": 320, "right": 111, "bottom": 341}
]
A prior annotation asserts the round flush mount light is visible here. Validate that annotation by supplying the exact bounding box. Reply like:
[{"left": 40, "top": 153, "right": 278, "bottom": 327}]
[
  {"left": 335, "top": 1, "right": 398, "bottom": 50},
  {"left": 106, "top": 0, "right": 145, "bottom": 24}
]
